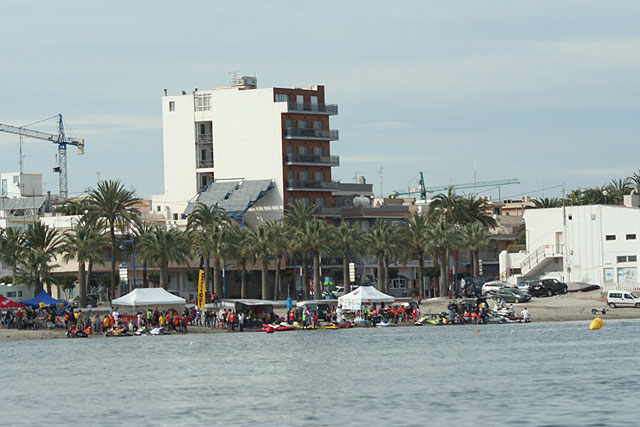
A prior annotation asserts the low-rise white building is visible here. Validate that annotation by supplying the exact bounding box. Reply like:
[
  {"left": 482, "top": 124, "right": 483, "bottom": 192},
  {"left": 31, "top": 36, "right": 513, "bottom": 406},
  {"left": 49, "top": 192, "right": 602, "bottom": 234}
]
[{"left": 500, "top": 194, "right": 640, "bottom": 291}]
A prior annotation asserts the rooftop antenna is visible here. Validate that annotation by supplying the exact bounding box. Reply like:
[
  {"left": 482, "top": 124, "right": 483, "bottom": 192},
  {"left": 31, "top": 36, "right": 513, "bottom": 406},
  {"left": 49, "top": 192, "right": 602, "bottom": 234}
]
[
  {"left": 353, "top": 171, "right": 360, "bottom": 183},
  {"left": 379, "top": 166, "right": 384, "bottom": 198},
  {"left": 19, "top": 135, "right": 24, "bottom": 174},
  {"left": 228, "top": 70, "right": 239, "bottom": 86}
]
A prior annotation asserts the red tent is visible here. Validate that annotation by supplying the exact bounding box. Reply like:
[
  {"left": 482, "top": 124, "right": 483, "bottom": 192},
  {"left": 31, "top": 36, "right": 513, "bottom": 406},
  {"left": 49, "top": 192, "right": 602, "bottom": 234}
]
[{"left": 0, "top": 295, "right": 25, "bottom": 310}]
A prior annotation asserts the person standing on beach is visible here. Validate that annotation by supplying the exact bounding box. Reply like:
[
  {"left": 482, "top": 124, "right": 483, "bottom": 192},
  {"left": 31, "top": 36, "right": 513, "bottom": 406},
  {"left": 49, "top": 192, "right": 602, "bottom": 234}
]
[{"left": 521, "top": 308, "right": 531, "bottom": 323}]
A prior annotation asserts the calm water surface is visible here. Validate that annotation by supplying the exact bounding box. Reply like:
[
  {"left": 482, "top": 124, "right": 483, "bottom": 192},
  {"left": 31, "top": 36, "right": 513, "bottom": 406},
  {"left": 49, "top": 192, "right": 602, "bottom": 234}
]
[{"left": 3, "top": 320, "right": 640, "bottom": 426}]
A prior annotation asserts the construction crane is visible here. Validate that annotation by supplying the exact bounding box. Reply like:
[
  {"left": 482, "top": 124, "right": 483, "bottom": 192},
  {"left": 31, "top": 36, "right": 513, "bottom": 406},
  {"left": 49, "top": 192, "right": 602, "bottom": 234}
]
[
  {"left": 390, "top": 171, "right": 520, "bottom": 201},
  {"left": 0, "top": 114, "right": 84, "bottom": 199}
]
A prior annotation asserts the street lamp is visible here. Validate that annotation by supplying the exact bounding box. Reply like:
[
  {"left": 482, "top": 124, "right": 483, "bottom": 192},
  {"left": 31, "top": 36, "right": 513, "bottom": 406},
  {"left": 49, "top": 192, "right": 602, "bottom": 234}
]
[{"left": 120, "top": 239, "right": 136, "bottom": 289}]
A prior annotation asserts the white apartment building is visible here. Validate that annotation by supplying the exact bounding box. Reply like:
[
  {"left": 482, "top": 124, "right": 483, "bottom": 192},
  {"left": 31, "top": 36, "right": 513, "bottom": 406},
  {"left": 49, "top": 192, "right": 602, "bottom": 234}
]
[
  {"left": 500, "top": 194, "right": 640, "bottom": 291},
  {"left": 152, "top": 77, "right": 339, "bottom": 225},
  {"left": 1, "top": 172, "right": 43, "bottom": 198}
]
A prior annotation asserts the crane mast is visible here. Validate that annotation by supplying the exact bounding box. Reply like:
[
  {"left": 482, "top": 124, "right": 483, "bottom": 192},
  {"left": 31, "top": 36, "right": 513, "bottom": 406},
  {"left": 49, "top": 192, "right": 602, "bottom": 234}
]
[{"left": 0, "top": 114, "right": 84, "bottom": 199}]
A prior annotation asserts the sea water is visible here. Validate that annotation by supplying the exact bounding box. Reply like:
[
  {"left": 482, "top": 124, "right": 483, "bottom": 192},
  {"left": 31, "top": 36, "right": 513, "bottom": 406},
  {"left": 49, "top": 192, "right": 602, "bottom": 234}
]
[{"left": 2, "top": 320, "right": 640, "bottom": 426}]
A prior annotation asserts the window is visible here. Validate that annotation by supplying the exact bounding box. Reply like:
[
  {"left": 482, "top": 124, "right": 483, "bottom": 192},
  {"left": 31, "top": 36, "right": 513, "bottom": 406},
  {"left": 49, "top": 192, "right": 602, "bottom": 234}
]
[
  {"left": 296, "top": 95, "right": 304, "bottom": 105},
  {"left": 568, "top": 215, "right": 572, "bottom": 220},
  {"left": 630, "top": 256, "right": 638, "bottom": 262},
  {"left": 313, "top": 120, "right": 324, "bottom": 130},
  {"left": 157, "top": 206, "right": 161, "bottom": 212},
  {"left": 311, "top": 96, "right": 318, "bottom": 105},
  {"left": 286, "top": 145, "right": 294, "bottom": 155},
  {"left": 299, "top": 171, "right": 310, "bottom": 181},
  {"left": 13, "top": 175, "right": 19, "bottom": 184},
  {"left": 315, "top": 197, "right": 326, "bottom": 207},
  {"left": 1, "top": 179, "right": 6, "bottom": 197},
  {"left": 627, "top": 234, "right": 636, "bottom": 240},
  {"left": 173, "top": 213, "right": 178, "bottom": 220},
  {"left": 194, "top": 94, "right": 211, "bottom": 111},
  {"left": 606, "top": 235, "right": 616, "bottom": 241},
  {"left": 314, "top": 171, "right": 325, "bottom": 182},
  {"left": 275, "top": 94, "right": 289, "bottom": 102},
  {"left": 285, "top": 119, "right": 294, "bottom": 128},
  {"left": 297, "top": 120, "right": 308, "bottom": 129},
  {"left": 298, "top": 145, "right": 309, "bottom": 155},
  {"left": 617, "top": 256, "right": 637, "bottom": 263},
  {"left": 313, "top": 146, "right": 324, "bottom": 156},
  {"left": 169, "top": 101, "right": 175, "bottom": 112},
  {"left": 287, "top": 170, "right": 294, "bottom": 180},
  {"left": 300, "top": 197, "right": 312, "bottom": 206}
]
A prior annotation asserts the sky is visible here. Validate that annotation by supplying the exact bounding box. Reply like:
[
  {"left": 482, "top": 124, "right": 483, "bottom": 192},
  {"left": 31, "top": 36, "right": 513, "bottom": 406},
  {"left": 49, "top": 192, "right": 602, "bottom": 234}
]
[{"left": 1, "top": 1, "right": 639, "bottom": 201}]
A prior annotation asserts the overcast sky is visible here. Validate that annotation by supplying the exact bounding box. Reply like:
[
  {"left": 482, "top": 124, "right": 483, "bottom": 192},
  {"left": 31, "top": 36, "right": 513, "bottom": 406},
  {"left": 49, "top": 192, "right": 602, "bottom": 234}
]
[{"left": 1, "top": 1, "right": 639, "bottom": 201}]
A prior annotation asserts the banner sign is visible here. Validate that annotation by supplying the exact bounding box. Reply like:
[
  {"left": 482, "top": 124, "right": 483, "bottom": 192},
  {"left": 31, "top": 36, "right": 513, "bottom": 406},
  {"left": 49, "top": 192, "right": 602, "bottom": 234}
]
[{"left": 197, "top": 269, "right": 206, "bottom": 310}]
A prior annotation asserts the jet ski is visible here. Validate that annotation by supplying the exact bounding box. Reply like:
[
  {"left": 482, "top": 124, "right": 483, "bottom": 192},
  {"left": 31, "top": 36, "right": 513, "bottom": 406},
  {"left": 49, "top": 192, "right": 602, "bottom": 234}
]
[
  {"left": 66, "top": 328, "right": 89, "bottom": 338},
  {"left": 258, "top": 322, "right": 297, "bottom": 332},
  {"left": 106, "top": 326, "right": 131, "bottom": 337}
]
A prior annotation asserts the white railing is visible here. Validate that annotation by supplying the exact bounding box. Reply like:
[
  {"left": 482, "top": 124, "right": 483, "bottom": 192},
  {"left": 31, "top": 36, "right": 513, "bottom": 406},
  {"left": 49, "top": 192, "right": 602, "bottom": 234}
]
[
  {"left": 603, "top": 283, "right": 640, "bottom": 293},
  {"left": 520, "top": 244, "right": 564, "bottom": 276}
]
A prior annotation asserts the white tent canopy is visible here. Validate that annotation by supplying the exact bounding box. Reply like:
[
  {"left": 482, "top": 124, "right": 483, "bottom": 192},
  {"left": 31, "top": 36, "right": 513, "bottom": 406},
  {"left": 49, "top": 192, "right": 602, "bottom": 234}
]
[
  {"left": 338, "top": 286, "right": 395, "bottom": 310},
  {"left": 112, "top": 288, "right": 186, "bottom": 313}
]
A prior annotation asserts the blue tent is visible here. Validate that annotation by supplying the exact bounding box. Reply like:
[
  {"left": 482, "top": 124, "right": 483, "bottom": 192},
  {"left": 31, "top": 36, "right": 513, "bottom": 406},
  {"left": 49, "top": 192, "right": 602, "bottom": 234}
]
[{"left": 22, "top": 290, "right": 68, "bottom": 307}]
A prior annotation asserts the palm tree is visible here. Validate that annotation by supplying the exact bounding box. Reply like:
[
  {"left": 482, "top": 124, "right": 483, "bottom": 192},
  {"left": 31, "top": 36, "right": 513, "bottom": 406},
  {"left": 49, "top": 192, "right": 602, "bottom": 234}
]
[
  {"left": 429, "top": 188, "right": 464, "bottom": 223},
  {"left": 425, "top": 220, "right": 460, "bottom": 297},
  {"left": 0, "top": 228, "right": 23, "bottom": 275},
  {"left": 458, "top": 195, "right": 498, "bottom": 228},
  {"left": 565, "top": 189, "right": 583, "bottom": 206},
  {"left": 404, "top": 211, "right": 429, "bottom": 297},
  {"left": 132, "top": 221, "right": 155, "bottom": 287},
  {"left": 86, "top": 180, "right": 140, "bottom": 299},
  {"left": 365, "top": 219, "right": 397, "bottom": 293},
  {"left": 285, "top": 201, "right": 317, "bottom": 300},
  {"left": 138, "top": 225, "right": 190, "bottom": 289},
  {"left": 15, "top": 222, "right": 63, "bottom": 295},
  {"left": 62, "top": 220, "right": 105, "bottom": 307},
  {"left": 331, "top": 221, "right": 362, "bottom": 294},
  {"left": 267, "top": 221, "right": 289, "bottom": 301},
  {"left": 187, "top": 203, "right": 230, "bottom": 297},
  {"left": 605, "top": 178, "right": 631, "bottom": 204},
  {"left": 533, "top": 197, "right": 563, "bottom": 208},
  {"left": 246, "top": 224, "right": 272, "bottom": 300},
  {"left": 301, "top": 219, "right": 331, "bottom": 300},
  {"left": 228, "top": 225, "right": 255, "bottom": 299},
  {"left": 461, "top": 223, "right": 492, "bottom": 279}
]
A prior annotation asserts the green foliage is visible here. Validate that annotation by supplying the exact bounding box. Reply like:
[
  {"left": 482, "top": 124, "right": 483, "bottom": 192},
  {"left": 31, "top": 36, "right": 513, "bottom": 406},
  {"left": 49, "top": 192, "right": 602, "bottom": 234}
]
[
  {"left": 423, "top": 267, "right": 440, "bottom": 278},
  {"left": 52, "top": 274, "right": 77, "bottom": 290},
  {"left": 148, "top": 272, "right": 160, "bottom": 286}
]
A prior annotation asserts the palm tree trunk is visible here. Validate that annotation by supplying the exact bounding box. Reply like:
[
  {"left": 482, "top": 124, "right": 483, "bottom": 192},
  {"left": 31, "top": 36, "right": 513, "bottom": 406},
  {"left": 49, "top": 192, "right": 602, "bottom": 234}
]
[
  {"left": 343, "top": 252, "right": 350, "bottom": 293},
  {"left": 79, "top": 262, "right": 87, "bottom": 308},
  {"left": 87, "top": 260, "right": 94, "bottom": 300},
  {"left": 261, "top": 259, "right": 269, "bottom": 300},
  {"left": 240, "top": 259, "right": 247, "bottom": 299},
  {"left": 274, "top": 257, "right": 281, "bottom": 301},
  {"left": 376, "top": 257, "right": 383, "bottom": 291},
  {"left": 205, "top": 255, "right": 212, "bottom": 295},
  {"left": 142, "top": 261, "right": 148, "bottom": 287},
  {"left": 384, "top": 256, "right": 390, "bottom": 294},
  {"left": 418, "top": 251, "right": 424, "bottom": 298},
  {"left": 313, "top": 252, "right": 321, "bottom": 300},
  {"left": 439, "top": 252, "right": 448, "bottom": 298},
  {"left": 213, "top": 257, "right": 222, "bottom": 298},
  {"left": 160, "top": 258, "right": 169, "bottom": 289},
  {"left": 110, "top": 223, "right": 117, "bottom": 298},
  {"left": 302, "top": 256, "right": 310, "bottom": 300}
]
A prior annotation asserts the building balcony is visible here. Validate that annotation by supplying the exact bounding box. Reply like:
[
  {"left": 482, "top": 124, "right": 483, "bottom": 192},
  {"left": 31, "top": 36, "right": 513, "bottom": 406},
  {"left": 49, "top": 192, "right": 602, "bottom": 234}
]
[
  {"left": 286, "top": 102, "right": 338, "bottom": 115},
  {"left": 285, "top": 154, "right": 339, "bottom": 167},
  {"left": 197, "top": 159, "right": 214, "bottom": 169},
  {"left": 314, "top": 206, "right": 342, "bottom": 217},
  {"left": 284, "top": 128, "right": 339, "bottom": 141},
  {"left": 286, "top": 180, "right": 340, "bottom": 191},
  {"left": 196, "top": 134, "right": 213, "bottom": 143}
]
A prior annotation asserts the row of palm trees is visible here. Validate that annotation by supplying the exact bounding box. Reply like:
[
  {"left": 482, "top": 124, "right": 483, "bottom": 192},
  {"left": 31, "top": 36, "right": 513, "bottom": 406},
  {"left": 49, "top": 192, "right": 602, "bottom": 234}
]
[
  {"left": 534, "top": 172, "right": 640, "bottom": 208},
  {"left": 0, "top": 180, "right": 498, "bottom": 307}
]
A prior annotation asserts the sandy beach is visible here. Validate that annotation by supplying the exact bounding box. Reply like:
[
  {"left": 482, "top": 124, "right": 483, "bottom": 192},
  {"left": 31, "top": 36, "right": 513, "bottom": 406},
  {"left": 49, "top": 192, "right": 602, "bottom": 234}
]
[{"left": 2, "top": 290, "right": 639, "bottom": 341}]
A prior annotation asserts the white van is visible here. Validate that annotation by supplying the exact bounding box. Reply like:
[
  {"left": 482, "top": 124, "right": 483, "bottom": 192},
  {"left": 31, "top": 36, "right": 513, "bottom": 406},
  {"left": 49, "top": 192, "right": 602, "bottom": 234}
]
[{"left": 607, "top": 290, "right": 640, "bottom": 308}]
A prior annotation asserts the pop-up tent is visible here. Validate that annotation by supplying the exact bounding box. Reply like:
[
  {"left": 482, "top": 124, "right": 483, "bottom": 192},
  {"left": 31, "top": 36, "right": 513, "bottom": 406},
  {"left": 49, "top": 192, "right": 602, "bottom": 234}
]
[
  {"left": 0, "top": 295, "right": 25, "bottom": 310},
  {"left": 22, "top": 290, "right": 68, "bottom": 308},
  {"left": 338, "top": 286, "right": 395, "bottom": 310},
  {"left": 111, "top": 288, "right": 186, "bottom": 313}
]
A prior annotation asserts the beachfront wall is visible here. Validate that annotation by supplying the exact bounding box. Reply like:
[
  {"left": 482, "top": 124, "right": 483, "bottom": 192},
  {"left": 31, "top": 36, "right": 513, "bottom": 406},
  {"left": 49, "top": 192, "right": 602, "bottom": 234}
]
[{"left": 502, "top": 204, "right": 640, "bottom": 291}]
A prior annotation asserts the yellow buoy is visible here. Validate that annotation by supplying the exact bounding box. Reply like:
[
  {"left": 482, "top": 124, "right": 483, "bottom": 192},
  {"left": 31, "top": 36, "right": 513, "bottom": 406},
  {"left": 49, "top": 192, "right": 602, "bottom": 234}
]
[{"left": 589, "top": 318, "right": 603, "bottom": 330}]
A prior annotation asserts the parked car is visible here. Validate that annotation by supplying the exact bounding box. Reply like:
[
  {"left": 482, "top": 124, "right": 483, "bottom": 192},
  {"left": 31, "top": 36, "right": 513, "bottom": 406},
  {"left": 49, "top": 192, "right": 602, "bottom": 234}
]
[
  {"left": 495, "top": 288, "right": 531, "bottom": 304},
  {"left": 540, "top": 279, "right": 568, "bottom": 296},
  {"left": 481, "top": 281, "right": 512, "bottom": 296},
  {"left": 72, "top": 294, "right": 99, "bottom": 308},
  {"left": 607, "top": 290, "right": 640, "bottom": 308},
  {"left": 518, "top": 280, "right": 546, "bottom": 297}
]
